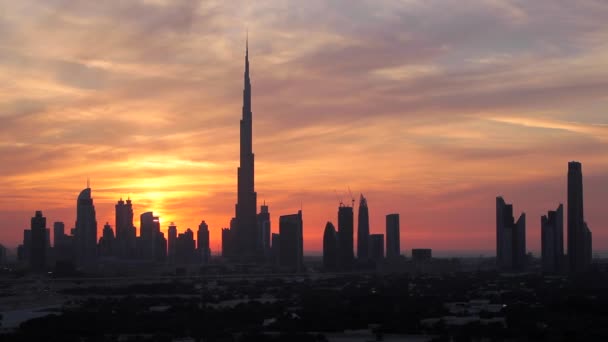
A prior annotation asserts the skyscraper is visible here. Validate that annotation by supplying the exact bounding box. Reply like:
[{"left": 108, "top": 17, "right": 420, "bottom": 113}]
[
  {"left": 75, "top": 186, "right": 97, "bottom": 266},
  {"left": 496, "top": 197, "right": 526, "bottom": 271},
  {"left": 233, "top": 38, "right": 258, "bottom": 261},
  {"left": 338, "top": 205, "right": 354, "bottom": 270},
  {"left": 386, "top": 214, "right": 400, "bottom": 259},
  {"left": 257, "top": 203, "right": 271, "bottom": 258},
  {"left": 369, "top": 234, "right": 384, "bottom": 262},
  {"left": 168, "top": 223, "right": 177, "bottom": 263},
  {"left": 176, "top": 228, "right": 196, "bottom": 264},
  {"left": 541, "top": 204, "right": 564, "bottom": 273},
  {"left": 140, "top": 212, "right": 161, "bottom": 260},
  {"left": 115, "top": 198, "right": 136, "bottom": 258},
  {"left": 323, "top": 222, "right": 338, "bottom": 271},
  {"left": 198, "top": 220, "right": 210, "bottom": 263},
  {"left": 30, "top": 211, "right": 47, "bottom": 271},
  {"left": 357, "top": 194, "right": 370, "bottom": 260},
  {"left": 279, "top": 210, "right": 303, "bottom": 271},
  {"left": 99, "top": 222, "right": 115, "bottom": 257},
  {"left": 567, "top": 161, "right": 593, "bottom": 272}
]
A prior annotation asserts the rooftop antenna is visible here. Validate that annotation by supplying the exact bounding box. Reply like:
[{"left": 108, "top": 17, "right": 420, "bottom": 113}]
[{"left": 87, "top": 177, "right": 90, "bottom": 189}]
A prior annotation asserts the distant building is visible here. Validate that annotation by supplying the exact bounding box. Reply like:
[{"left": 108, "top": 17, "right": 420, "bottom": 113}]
[
  {"left": 176, "top": 228, "right": 196, "bottom": 264},
  {"left": 271, "top": 233, "right": 280, "bottom": 266},
  {"left": 279, "top": 210, "right": 303, "bottom": 271},
  {"left": 386, "top": 214, "right": 400, "bottom": 259},
  {"left": 338, "top": 205, "right": 354, "bottom": 270},
  {"left": 75, "top": 187, "right": 98, "bottom": 266},
  {"left": 168, "top": 223, "right": 177, "bottom": 263},
  {"left": 541, "top": 204, "right": 564, "bottom": 273},
  {"left": 30, "top": 211, "right": 47, "bottom": 271},
  {"left": 369, "top": 234, "right": 384, "bottom": 262},
  {"left": 323, "top": 222, "right": 338, "bottom": 271},
  {"left": 53, "top": 221, "right": 65, "bottom": 248},
  {"left": 357, "top": 194, "right": 370, "bottom": 260},
  {"left": 412, "top": 248, "right": 432, "bottom": 262},
  {"left": 496, "top": 197, "right": 526, "bottom": 271},
  {"left": 257, "top": 203, "right": 271, "bottom": 259},
  {"left": 567, "top": 161, "right": 592, "bottom": 272},
  {"left": 222, "top": 228, "right": 234, "bottom": 258},
  {"left": 98, "top": 222, "right": 116, "bottom": 257},
  {"left": 115, "top": 198, "right": 136, "bottom": 259},
  {"left": 139, "top": 212, "right": 165, "bottom": 261},
  {"left": 198, "top": 220, "right": 210, "bottom": 263},
  {"left": 0, "top": 244, "right": 6, "bottom": 265}
]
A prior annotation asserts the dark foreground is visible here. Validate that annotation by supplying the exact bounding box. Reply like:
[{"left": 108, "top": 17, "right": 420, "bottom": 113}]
[{"left": 2, "top": 271, "right": 608, "bottom": 341}]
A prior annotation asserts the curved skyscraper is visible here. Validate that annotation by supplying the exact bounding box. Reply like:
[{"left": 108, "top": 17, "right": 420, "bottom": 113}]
[
  {"left": 323, "top": 222, "right": 338, "bottom": 271},
  {"left": 75, "top": 186, "right": 97, "bottom": 266},
  {"left": 357, "top": 194, "right": 370, "bottom": 260}
]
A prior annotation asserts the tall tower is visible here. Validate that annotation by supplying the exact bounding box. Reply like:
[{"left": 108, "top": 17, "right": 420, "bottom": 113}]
[
  {"left": 357, "top": 194, "right": 370, "bottom": 260},
  {"left": 75, "top": 187, "right": 97, "bottom": 266},
  {"left": 234, "top": 36, "right": 258, "bottom": 260},
  {"left": 338, "top": 205, "right": 354, "bottom": 270},
  {"left": 541, "top": 204, "right": 564, "bottom": 273},
  {"left": 568, "top": 161, "right": 592, "bottom": 272},
  {"left": 386, "top": 213, "right": 400, "bottom": 259},
  {"left": 496, "top": 197, "right": 526, "bottom": 271},
  {"left": 30, "top": 211, "right": 47, "bottom": 271}
]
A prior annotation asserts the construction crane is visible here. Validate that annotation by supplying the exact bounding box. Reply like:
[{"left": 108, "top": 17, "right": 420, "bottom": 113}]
[
  {"left": 348, "top": 186, "right": 355, "bottom": 207},
  {"left": 334, "top": 189, "right": 344, "bottom": 207}
]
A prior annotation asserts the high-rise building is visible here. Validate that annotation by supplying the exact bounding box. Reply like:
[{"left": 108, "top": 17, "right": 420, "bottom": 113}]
[
  {"left": 140, "top": 212, "right": 162, "bottom": 261},
  {"left": 357, "top": 194, "right": 370, "bottom": 260},
  {"left": 271, "top": 233, "right": 280, "bottom": 266},
  {"left": 168, "top": 223, "right": 177, "bottom": 263},
  {"left": 386, "top": 214, "right": 400, "bottom": 259},
  {"left": 279, "top": 210, "right": 303, "bottom": 271},
  {"left": 257, "top": 203, "right": 271, "bottom": 258},
  {"left": 115, "top": 198, "right": 136, "bottom": 258},
  {"left": 338, "top": 205, "right": 354, "bottom": 270},
  {"left": 75, "top": 186, "right": 97, "bottom": 266},
  {"left": 541, "top": 204, "right": 564, "bottom": 273},
  {"left": 99, "top": 222, "right": 115, "bottom": 257},
  {"left": 232, "top": 38, "right": 258, "bottom": 261},
  {"left": 53, "top": 221, "right": 65, "bottom": 247},
  {"left": 222, "top": 228, "right": 233, "bottom": 258},
  {"left": 176, "top": 228, "right": 196, "bottom": 264},
  {"left": 198, "top": 220, "right": 210, "bottom": 263},
  {"left": 496, "top": 197, "right": 526, "bottom": 271},
  {"left": 30, "top": 211, "right": 47, "bottom": 271},
  {"left": 567, "top": 161, "right": 592, "bottom": 272},
  {"left": 369, "top": 234, "right": 384, "bottom": 262},
  {"left": 323, "top": 222, "right": 338, "bottom": 271},
  {"left": 412, "top": 248, "right": 432, "bottom": 262}
]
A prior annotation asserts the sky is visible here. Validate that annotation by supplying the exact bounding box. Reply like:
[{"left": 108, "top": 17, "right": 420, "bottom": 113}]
[{"left": 1, "top": 0, "right": 607, "bottom": 255}]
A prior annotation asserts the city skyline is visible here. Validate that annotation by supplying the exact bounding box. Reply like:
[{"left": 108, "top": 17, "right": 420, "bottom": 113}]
[{"left": 1, "top": 1, "right": 608, "bottom": 253}]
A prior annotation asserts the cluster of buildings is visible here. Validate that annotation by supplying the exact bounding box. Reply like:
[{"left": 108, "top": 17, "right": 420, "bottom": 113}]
[
  {"left": 322, "top": 194, "right": 403, "bottom": 271},
  {"left": 496, "top": 161, "right": 593, "bottom": 273},
  {"left": 17, "top": 192, "right": 211, "bottom": 271}
]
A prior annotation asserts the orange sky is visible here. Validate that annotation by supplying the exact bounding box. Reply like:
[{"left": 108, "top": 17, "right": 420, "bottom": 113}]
[{"left": 1, "top": 0, "right": 608, "bottom": 255}]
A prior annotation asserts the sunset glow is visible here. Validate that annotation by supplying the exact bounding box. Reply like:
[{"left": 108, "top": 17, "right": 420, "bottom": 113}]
[{"left": 1, "top": 0, "right": 608, "bottom": 254}]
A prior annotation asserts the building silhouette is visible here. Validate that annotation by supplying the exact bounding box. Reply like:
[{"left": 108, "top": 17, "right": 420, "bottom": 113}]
[
  {"left": 338, "top": 205, "right": 354, "bottom": 270},
  {"left": 412, "top": 248, "right": 432, "bottom": 262},
  {"left": 176, "top": 228, "right": 196, "bottom": 264},
  {"left": 357, "top": 194, "right": 370, "bottom": 260},
  {"left": 567, "top": 161, "right": 593, "bottom": 272},
  {"left": 53, "top": 221, "right": 65, "bottom": 247},
  {"left": 496, "top": 197, "right": 526, "bottom": 271},
  {"left": 198, "top": 220, "right": 210, "bottom": 263},
  {"left": 75, "top": 186, "right": 97, "bottom": 266},
  {"left": 369, "top": 234, "right": 384, "bottom": 262},
  {"left": 139, "top": 212, "right": 166, "bottom": 261},
  {"left": 30, "top": 211, "right": 47, "bottom": 271},
  {"left": 541, "top": 204, "right": 564, "bottom": 273},
  {"left": 168, "top": 223, "right": 177, "bottom": 263},
  {"left": 53, "top": 221, "right": 73, "bottom": 262},
  {"left": 386, "top": 214, "right": 400, "bottom": 259},
  {"left": 271, "top": 232, "right": 280, "bottom": 266},
  {"left": 222, "top": 228, "right": 234, "bottom": 258},
  {"left": 99, "top": 222, "right": 115, "bottom": 257},
  {"left": 323, "top": 222, "right": 338, "bottom": 271},
  {"left": 115, "top": 198, "right": 136, "bottom": 258},
  {"left": 232, "top": 38, "right": 258, "bottom": 261},
  {"left": 279, "top": 210, "right": 303, "bottom": 271},
  {"left": 257, "top": 203, "right": 271, "bottom": 259}
]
